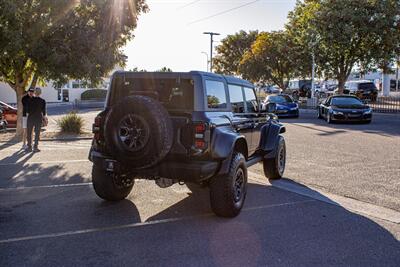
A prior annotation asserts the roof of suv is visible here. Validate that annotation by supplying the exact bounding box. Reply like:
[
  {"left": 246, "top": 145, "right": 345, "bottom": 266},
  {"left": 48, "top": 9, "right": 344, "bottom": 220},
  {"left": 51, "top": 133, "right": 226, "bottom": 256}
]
[{"left": 112, "top": 70, "right": 254, "bottom": 88}]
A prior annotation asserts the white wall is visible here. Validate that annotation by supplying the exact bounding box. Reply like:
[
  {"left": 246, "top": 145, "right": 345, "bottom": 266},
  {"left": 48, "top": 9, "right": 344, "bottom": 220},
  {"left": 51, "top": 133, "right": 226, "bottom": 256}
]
[
  {"left": 0, "top": 82, "right": 17, "bottom": 104},
  {"left": 0, "top": 82, "right": 60, "bottom": 104}
]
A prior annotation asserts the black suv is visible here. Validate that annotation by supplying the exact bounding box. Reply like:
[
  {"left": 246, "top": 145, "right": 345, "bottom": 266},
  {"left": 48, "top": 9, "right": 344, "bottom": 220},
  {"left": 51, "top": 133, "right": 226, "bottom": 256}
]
[{"left": 89, "top": 71, "right": 286, "bottom": 217}]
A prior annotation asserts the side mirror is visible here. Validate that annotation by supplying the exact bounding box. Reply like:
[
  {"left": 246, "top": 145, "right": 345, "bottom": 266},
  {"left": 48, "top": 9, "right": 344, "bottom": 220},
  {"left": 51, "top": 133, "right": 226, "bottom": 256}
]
[{"left": 265, "top": 103, "right": 277, "bottom": 113}]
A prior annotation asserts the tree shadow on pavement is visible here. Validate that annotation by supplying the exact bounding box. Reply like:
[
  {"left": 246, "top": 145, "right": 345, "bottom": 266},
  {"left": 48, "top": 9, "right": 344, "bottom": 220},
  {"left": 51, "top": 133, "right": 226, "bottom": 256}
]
[
  {"left": 0, "top": 151, "right": 91, "bottom": 189},
  {"left": 0, "top": 188, "right": 141, "bottom": 241},
  {"left": 143, "top": 181, "right": 400, "bottom": 267}
]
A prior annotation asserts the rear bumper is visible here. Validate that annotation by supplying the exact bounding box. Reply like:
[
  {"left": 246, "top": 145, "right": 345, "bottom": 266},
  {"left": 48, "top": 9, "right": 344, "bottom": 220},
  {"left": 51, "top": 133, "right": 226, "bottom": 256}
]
[
  {"left": 275, "top": 109, "right": 299, "bottom": 117},
  {"left": 332, "top": 113, "right": 372, "bottom": 121},
  {"left": 90, "top": 150, "right": 219, "bottom": 182}
]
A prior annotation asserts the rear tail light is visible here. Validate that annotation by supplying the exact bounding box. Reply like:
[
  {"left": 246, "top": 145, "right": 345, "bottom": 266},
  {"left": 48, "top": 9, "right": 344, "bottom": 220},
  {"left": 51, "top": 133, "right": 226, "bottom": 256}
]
[
  {"left": 193, "top": 122, "right": 209, "bottom": 151},
  {"left": 93, "top": 115, "right": 102, "bottom": 141}
]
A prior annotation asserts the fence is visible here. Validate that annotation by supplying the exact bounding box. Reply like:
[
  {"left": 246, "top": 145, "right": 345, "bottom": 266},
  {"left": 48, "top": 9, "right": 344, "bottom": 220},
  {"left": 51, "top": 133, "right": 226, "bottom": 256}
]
[
  {"left": 298, "top": 96, "right": 400, "bottom": 113},
  {"left": 368, "top": 97, "right": 400, "bottom": 113},
  {"left": 73, "top": 99, "right": 105, "bottom": 109}
]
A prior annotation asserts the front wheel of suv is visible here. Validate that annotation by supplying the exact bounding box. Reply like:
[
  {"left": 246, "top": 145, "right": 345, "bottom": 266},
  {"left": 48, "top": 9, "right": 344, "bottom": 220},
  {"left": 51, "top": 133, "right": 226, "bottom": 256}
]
[
  {"left": 209, "top": 152, "right": 247, "bottom": 218},
  {"left": 92, "top": 164, "right": 134, "bottom": 201},
  {"left": 263, "top": 135, "right": 286, "bottom": 180}
]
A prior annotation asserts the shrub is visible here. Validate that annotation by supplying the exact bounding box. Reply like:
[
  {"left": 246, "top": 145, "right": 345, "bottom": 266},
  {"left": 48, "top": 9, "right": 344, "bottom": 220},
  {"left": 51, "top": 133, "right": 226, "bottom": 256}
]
[
  {"left": 57, "top": 111, "right": 84, "bottom": 134},
  {"left": 81, "top": 89, "right": 107, "bottom": 100}
]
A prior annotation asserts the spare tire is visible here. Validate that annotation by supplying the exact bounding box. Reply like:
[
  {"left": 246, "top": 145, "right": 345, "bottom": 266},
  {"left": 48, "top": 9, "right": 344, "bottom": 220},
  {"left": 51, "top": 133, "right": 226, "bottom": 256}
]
[{"left": 103, "top": 95, "right": 173, "bottom": 169}]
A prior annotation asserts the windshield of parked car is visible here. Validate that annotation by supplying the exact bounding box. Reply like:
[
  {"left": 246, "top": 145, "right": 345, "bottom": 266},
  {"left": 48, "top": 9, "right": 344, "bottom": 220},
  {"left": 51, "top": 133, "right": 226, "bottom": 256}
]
[
  {"left": 331, "top": 97, "right": 363, "bottom": 106},
  {"left": 267, "top": 95, "right": 293, "bottom": 104}
]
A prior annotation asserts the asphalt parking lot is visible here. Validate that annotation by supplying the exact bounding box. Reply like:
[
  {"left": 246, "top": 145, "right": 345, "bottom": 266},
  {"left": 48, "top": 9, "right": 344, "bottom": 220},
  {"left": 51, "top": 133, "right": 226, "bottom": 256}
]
[
  {"left": 0, "top": 112, "right": 399, "bottom": 266},
  {"left": 253, "top": 111, "right": 400, "bottom": 211}
]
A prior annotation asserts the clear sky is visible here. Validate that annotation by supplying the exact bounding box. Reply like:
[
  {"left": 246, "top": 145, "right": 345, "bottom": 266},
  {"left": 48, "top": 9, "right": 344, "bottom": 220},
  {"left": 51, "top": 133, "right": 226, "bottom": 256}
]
[{"left": 123, "top": 0, "right": 297, "bottom": 72}]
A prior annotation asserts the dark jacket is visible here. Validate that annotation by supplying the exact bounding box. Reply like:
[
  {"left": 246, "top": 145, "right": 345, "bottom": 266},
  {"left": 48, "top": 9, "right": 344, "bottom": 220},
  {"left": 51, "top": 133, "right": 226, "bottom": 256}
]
[
  {"left": 27, "top": 97, "right": 46, "bottom": 121},
  {"left": 22, "top": 94, "right": 33, "bottom": 117}
]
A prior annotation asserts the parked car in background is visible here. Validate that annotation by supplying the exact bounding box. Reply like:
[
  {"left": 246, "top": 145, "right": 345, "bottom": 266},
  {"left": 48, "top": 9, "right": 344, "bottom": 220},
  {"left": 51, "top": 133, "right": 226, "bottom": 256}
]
[
  {"left": 0, "top": 101, "right": 17, "bottom": 128},
  {"left": 287, "top": 79, "right": 312, "bottom": 98},
  {"left": 0, "top": 108, "right": 7, "bottom": 132},
  {"left": 264, "top": 94, "right": 299, "bottom": 118},
  {"left": 344, "top": 80, "right": 378, "bottom": 101},
  {"left": 317, "top": 95, "right": 372, "bottom": 124},
  {"left": 261, "top": 85, "right": 282, "bottom": 94}
]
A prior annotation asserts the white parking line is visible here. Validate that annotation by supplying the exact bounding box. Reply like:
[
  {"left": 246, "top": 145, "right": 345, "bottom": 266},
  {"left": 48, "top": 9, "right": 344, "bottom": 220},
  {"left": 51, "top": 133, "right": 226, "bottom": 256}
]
[
  {"left": 0, "top": 182, "right": 92, "bottom": 192},
  {"left": 0, "top": 159, "right": 90, "bottom": 167},
  {"left": 3, "top": 147, "right": 89, "bottom": 152},
  {"left": 248, "top": 171, "right": 400, "bottom": 224},
  {"left": 0, "top": 200, "right": 314, "bottom": 244}
]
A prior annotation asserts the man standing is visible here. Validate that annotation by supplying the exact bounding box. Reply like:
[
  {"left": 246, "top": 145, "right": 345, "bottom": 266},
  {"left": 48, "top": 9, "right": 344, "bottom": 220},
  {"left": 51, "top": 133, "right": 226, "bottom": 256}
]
[
  {"left": 26, "top": 88, "right": 46, "bottom": 152},
  {"left": 21, "top": 88, "right": 34, "bottom": 149}
]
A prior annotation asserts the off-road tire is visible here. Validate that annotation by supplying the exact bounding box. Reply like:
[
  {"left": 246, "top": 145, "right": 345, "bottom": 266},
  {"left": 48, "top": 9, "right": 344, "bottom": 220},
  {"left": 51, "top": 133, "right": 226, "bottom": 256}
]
[
  {"left": 103, "top": 95, "right": 173, "bottom": 168},
  {"left": 263, "top": 135, "right": 286, "bottom": 180},
  {"left": 92, "top": 164, "right": 134, "bottom": 201},
  {"left": 209, "top": 152, "right": 247, "bottom": 218}
]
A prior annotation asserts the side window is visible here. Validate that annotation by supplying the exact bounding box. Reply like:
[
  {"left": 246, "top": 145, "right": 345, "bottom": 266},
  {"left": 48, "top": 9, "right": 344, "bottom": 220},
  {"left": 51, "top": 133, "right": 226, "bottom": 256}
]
[
  {"left": 243, "top": 87, "right": 258, "bottom": 113},
  {"left": 228, "top": 84, "right": 245, "bottom": 113},
  {"left": 205, "top": 80, "right": 227, "bottom": 109}
]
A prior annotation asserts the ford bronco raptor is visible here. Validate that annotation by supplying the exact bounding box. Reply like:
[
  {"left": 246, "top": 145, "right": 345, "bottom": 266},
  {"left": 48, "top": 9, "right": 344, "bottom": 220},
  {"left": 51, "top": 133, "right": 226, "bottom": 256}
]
[{"left": 89, "top": 71, "right": 286, "bottom": 217}]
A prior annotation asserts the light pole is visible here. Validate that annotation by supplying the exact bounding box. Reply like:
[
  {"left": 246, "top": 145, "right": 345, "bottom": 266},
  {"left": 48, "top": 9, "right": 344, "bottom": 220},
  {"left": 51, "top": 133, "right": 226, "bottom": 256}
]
[
  {"left": 396, "top": 54, "right": 399, "bottom": 92},
  {"left": 311, "top": 52, "right": 316, "bottom": 98},
  {"left": 203, "top": 32, "right": 220, "bottom": 72},
  {"left": 309, "top": 33, "right": 319, "bottom": 98},
  {"left": 201, "top": 51, "right": 209, "bottom": 72}
]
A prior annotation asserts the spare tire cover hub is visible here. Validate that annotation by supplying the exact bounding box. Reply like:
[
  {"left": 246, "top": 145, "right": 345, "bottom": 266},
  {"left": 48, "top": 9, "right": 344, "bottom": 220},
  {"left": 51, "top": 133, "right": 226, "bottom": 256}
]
[{"left": 118, "top": 114, "right": 150, "bottom": 152}]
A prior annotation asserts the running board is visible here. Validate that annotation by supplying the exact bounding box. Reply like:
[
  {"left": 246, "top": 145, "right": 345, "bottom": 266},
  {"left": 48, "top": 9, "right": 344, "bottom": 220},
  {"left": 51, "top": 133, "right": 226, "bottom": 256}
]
[{"left": 245, "top": 155, "right": 263, "bottom": 168}]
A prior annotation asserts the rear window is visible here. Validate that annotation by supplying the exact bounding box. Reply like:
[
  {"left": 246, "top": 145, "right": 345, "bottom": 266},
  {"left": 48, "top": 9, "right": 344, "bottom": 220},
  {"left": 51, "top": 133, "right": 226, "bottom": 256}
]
[
  {"left": 358, "top": 83, "right": 376, "bottom": 90},
  {"left": 111, "top": 77, "right": 194, "bottom": 111}
]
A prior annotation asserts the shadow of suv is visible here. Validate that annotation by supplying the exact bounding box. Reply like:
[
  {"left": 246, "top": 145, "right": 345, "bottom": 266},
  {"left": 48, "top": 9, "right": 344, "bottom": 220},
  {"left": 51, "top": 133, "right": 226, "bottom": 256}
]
[{"left": 89, "top": 71, "right": 286, "bottom": 217}]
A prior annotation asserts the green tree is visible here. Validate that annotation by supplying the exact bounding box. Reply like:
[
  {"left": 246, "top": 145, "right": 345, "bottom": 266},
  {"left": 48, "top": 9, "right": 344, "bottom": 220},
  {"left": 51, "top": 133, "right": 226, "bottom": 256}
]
[
  {"left": 286, "top": 0, "right": 398, "bottom": 93},
  {"left": 213, "top": 30, "right": 258, "bottom": 76},
  {"left": 240, "top": 31, "right": 307, "bottom": 90},
  {"left": 365, "top": 0, "right": 400, "bottom": 77},
  {"left": 129, "top": 67, "right": 147, "bottom": 72},
  {"left": 0, "top": 0, "right": 148, "bottom": 135},
  {"left": 156, "top": 67, "right": 173, "bottom": 72}
]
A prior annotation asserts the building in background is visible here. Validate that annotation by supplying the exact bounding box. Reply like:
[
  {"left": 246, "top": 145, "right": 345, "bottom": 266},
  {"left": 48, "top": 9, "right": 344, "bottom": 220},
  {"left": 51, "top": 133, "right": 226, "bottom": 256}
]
[
  {"left": 0, "top": 65, "right": 122, "bottom": 105},
  {"left": 348, "top": 68, "right": 399, "bottom": 91}
]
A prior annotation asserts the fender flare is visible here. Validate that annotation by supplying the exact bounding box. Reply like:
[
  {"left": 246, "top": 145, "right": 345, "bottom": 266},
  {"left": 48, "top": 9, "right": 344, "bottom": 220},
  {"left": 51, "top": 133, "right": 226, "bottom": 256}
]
[
  {"left": 211, "top": 126, "right": 248, "bottom": 176},
  {"left": 259, "top": 122, "right": 285, "bottom": 158},
  {"left": 210, "top": 126, "right": 247, "bottom": 160}
]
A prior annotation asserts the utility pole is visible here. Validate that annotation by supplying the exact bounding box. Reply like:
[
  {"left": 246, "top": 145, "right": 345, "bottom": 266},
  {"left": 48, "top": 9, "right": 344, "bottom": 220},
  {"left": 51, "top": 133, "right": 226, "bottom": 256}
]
[
  {"left": 203, "top": 32, "right": 220, "bottom": 72},
  {"left": 201, "top": 51, "right": 209, "bottom": 72},
  {"left": 311, "top": 52, "right": 315, "bottom": 98},
  {"left": 396, "top": 54, "right": 399, "bottom": 92}
]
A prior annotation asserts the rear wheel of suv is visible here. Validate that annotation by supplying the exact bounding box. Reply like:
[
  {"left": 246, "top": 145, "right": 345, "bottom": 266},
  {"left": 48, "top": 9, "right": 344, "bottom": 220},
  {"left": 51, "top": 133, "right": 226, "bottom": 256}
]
[
  {"left": 263, "top": 135, "right": 286, "bottom": 180},
  {"left": 92, "top": 164, "right": 134, "bottom": 201},
  {"left": 209, "top": 152, "right": 247, "bottom": 217},
  {"left": 103, "top": 95, "right": 173, "bottom": 169}
]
